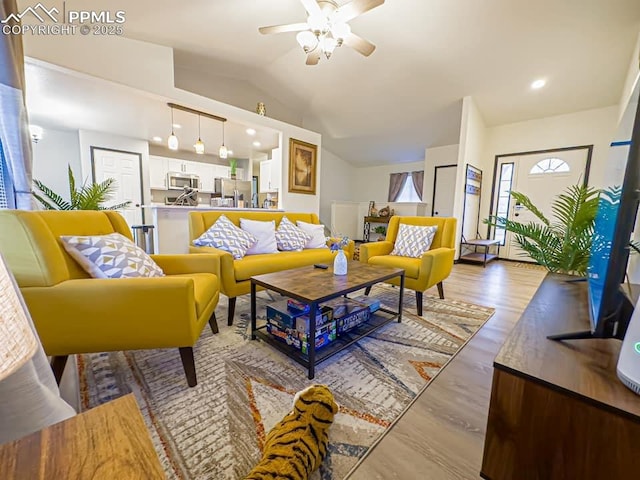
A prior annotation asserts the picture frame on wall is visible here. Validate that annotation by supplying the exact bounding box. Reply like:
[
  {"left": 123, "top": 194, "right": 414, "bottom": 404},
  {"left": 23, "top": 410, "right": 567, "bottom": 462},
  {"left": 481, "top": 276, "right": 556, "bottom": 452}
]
[{"left": 288, "top": 138, "right": 317, "bottom": 195}]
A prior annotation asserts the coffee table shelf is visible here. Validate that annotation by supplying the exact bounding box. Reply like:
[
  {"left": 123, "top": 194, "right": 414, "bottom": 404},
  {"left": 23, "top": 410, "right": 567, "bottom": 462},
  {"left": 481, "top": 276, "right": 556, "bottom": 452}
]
[
  {"left": 253, "top": 307, "right": 399, "bottom": 368},
  {"left": 250, "top": 262, "right": 405, "bottom": 379}
]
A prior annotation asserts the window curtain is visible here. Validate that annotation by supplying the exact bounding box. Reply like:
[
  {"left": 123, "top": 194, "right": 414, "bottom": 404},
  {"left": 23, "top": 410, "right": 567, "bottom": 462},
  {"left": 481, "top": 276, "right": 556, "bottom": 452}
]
[
  {"left": 0, "top": 0, "right": 33, "bottom": 210},
  {"left": 388, "top": 172, "right": 409, "bottom": 202},
  {"left": 411, "top": 170, "right": 424, "bottom": 201}
]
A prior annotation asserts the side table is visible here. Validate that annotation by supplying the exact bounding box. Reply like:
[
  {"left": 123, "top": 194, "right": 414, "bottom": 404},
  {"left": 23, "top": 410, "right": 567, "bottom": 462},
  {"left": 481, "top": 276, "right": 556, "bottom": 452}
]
[
  {"left": 459, "top": 239, "right": 500, "bottom": 267},
  {"left": 0, "top": 394, "right": 164, "bottom": 479},
  {"left": 363, "top": 216, "right": 391, "bottom": 242}
]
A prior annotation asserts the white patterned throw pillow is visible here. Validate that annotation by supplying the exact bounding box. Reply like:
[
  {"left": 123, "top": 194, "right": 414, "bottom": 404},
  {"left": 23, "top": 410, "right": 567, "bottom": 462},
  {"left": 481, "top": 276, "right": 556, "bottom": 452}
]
[
  {"left": 193, "top": 214, "right": 257, "bottom": 259},
  {"left": 391, "top": 224, "right": 438, "bottom": 258},
  {"left": 276, "top": 216, "right": 311, "bottom": 251},
  {"left": 240, "top": 218, "right": 279, "bottom": 255},
  {"left": 60, "top": 233, "right": 165, "bottom": 279},
  {"left": 296, "top": 220, "right": 328, "bottom": 249}
]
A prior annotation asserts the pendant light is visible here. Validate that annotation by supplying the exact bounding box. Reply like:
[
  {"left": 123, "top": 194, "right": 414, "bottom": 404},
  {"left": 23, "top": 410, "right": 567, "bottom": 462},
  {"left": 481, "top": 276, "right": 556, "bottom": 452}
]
[
  {"left": 219, "top": 120, "right": 228, "bottom": 159},
  {"left": 194, "top": 114, "right": 205, "bottom": 154},
  {"left": 168, "top": 107, "right": 179, "bottom": 151}
]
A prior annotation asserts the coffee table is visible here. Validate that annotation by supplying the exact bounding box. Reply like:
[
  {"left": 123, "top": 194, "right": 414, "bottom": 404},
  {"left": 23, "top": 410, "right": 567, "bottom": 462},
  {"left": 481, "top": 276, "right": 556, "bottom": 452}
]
[{"left": 250, "top": 261, "right": 405, "bottom": 379}]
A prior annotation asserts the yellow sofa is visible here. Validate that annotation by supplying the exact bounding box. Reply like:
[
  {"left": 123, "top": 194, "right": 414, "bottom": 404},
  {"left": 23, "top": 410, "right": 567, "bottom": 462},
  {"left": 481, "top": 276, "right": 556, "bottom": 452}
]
[
  {"left": 0, "top": 210, "right": 220, "bottom": 387},
  {"left": 359, "top": 216, "right": 457, "bottom": 316},
  {"left": 189, "top": 211, "right": 354, "bottom": 326}
]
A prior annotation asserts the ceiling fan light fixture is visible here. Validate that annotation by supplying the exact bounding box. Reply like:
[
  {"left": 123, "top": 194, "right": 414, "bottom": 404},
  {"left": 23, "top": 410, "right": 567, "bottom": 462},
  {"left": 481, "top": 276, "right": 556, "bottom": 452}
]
[
  {"left": 322, "top": 36, "right": 337, "bottom": 58},
  {"left": 331, "top": 22, "right": 350, "bottom": 40},
  {"left": 307, "top": 14, "right": 327, "bottom": 34},
  {"left": 297, "top": 31, "right": 318, "bottom": 51}
]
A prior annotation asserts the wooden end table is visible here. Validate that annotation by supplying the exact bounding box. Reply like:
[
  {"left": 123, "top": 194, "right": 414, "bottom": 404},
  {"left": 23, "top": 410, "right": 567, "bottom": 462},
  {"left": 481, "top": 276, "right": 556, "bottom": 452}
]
[
  {"left": 459, "top": 238, "right": 500, "bottom": 267},
  {"left": 250, "top": 261, "right": 405, "bottom": 379}
]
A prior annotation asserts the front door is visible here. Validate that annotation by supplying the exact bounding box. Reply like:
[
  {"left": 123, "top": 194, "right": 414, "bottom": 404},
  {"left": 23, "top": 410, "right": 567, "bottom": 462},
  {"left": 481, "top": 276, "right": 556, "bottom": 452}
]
[
  {"left": 432, "top": 165, "right": 457, "bottom": 217},
  {"left": 493, "top": 147, "right": 591, "bottom": 261},
  {"left": 91, "top": 147, "right": 143, "bottom": 226}
]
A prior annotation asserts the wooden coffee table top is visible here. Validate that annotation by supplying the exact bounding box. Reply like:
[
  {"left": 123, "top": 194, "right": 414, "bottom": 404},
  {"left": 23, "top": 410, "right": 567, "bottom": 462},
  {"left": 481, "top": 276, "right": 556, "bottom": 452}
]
[{"left": 251, "top": 261, "right": 404, "bottom": 304}]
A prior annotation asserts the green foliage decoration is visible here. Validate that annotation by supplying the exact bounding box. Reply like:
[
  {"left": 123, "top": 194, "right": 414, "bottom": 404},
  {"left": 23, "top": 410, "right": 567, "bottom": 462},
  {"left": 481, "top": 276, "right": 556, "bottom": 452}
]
[{"left": 32, "top": 165, "right": 131, "bottom": 211}]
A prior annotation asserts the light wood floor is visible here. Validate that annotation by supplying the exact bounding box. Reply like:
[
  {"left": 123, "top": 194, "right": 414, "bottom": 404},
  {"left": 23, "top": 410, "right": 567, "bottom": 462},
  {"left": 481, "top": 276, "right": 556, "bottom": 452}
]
[{"left": 347, "top": 261, "right": 547, "bottom": 480}]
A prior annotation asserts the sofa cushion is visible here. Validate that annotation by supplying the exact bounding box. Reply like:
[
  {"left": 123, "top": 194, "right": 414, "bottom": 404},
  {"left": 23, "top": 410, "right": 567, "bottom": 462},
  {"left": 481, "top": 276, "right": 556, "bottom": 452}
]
[
  {"left": 297, "top": 220, "right": 328, "bottom": 249},
  {"left": 368, "top": 255, "right": 421, "bottom": 279},
  {"left": 240, "top": 218, "right": 279, "bottom": 255},
  {"left": 391, "top": 224, "right": 438, "bottom": 258},
  {"left": 60, "top": 233, "right": 165, "bottom": 279},
  {"left": 171, "top": 273, "right": 219, "bottom": 317},
  {"left": 275, "top": 216, "right": 310, "bottom": 251},
  {"left": 234, "top": 249, "right": 336, "bottom": 281},
  {"left": 193, "top": 214, "right": 257, "bottom": 259}
]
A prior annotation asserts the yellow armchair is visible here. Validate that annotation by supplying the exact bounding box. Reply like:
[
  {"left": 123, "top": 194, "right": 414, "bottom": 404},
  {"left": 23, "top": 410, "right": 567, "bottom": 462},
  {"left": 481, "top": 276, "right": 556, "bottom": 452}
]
[
  {"left": 359, "top": 216, "right": 457, "bottom": 316},
  {"left": 0, "top": 210, "right": 220, "bottom": 387}
]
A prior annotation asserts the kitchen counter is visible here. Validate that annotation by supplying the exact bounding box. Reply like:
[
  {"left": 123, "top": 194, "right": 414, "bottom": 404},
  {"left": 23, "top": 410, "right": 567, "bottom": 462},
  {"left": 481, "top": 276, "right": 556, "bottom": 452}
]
[
  {"left": 143, "top": 205, "right": 283, "bottom": 211},
  {"left": 144, "top": 205, "right": 284, "bottom": 254}
]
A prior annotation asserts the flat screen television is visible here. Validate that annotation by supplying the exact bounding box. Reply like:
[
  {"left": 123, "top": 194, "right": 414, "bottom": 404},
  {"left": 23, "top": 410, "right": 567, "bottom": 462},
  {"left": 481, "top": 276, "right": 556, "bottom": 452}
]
[{"left": 550, "top": 79, "right": 640, "bottom": 341}]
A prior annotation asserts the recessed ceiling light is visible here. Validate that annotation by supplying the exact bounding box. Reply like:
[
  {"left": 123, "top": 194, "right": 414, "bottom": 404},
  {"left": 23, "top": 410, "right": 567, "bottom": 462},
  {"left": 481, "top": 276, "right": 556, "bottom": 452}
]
[
  {"left": 152, "top": 136, "right": 162, "bottom": 142},
  {"left": 253, "top": 141, "right": 261, "bottom": 147},
  {"left": 227, "top": 150, "right": 234, "bottom": 155},
  {"left": 531, "top": 79, "right": 546, "bottom": 90},
  {"left": 246, "top": 128, "right": 256, "bottom": 136},
  {"left": 172, "top": 123, "right": 182, "bottom": 129}
]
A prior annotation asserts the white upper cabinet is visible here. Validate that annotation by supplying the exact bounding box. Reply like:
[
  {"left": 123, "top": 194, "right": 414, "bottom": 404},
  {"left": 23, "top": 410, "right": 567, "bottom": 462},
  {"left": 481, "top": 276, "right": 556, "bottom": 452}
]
[
  {"left": 259, "top": 160, "right": 272, "bottom": 193},
  {"left": 149, "top": 156, "right": 168, "bottom": 189}
]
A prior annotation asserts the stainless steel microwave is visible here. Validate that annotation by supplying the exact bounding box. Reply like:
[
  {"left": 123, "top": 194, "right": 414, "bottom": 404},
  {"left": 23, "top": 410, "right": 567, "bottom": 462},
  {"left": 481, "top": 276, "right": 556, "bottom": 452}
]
[{"left": 167, "top": 172, "right": 200, "bottom": 190}]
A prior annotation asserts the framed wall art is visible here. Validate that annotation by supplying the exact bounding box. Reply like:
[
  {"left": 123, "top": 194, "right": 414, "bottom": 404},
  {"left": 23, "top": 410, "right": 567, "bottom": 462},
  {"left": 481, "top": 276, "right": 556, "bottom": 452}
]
[{"left": 288, "top": 138, "right": 317, "bottom": 195}]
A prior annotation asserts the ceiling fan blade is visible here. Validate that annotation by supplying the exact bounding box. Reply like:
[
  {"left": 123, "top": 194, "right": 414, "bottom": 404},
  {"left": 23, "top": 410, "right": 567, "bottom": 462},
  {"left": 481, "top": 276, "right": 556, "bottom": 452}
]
[
  {"left": 300, "top": 0, "right": 322, "bottom": 16},
  {"left": 259, "top": 23, "right": 309, "bottom": 35},
  {"left": 343, "top": 33, "right": 376, "bottom": 56},
  {"left": 336, "top": 0, "right": 385, "bottom": 22},
  {"left": 306, "top": 51, "right": 321, "bottom": 65}
]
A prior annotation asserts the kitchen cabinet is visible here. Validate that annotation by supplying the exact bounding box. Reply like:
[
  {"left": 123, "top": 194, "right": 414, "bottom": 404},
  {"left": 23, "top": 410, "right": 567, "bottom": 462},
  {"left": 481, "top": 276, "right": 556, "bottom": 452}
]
[
  {"left": 235, "top": 167, "right": 245, "bottom": 181},
  {"left": 149, "top": 156, "right": 168, "bottom": 189},
  {"left": 270, "top": 148, "right": 281, "bottom": 191},
  {"left": 167, "top": 159, "right": 188, "bottom": 173},
  {"left": 191, "top": 162, "right": 215, "bottom": 192},
  {"left": 259, "top": 158, "right": 280, "bottom": 192}
]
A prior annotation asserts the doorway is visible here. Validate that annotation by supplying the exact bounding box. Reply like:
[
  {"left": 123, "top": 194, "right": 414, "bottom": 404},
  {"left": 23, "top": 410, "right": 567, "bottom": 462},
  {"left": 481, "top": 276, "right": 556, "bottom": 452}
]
[
  {"left": 432, "top": 164, "right": 457, "bottom": 217},
  {"left": 489, "top": 145, "right": 592, "bottom": 261},
  {"left": 91, "top": 147, "right": 144, "bottom": 226}
]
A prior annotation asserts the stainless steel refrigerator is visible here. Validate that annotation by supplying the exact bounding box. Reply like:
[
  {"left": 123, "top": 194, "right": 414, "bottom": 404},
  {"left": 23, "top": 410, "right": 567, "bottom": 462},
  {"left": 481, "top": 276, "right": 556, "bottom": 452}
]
[{"left": 214, "top": 178, "right": 252, "bottom": 207}]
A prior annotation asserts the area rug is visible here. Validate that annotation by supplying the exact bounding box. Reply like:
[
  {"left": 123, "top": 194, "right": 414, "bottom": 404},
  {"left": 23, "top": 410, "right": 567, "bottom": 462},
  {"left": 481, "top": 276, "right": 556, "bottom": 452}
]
[{"left": 78, "top": 285, "right": 494, "bottom": 480}]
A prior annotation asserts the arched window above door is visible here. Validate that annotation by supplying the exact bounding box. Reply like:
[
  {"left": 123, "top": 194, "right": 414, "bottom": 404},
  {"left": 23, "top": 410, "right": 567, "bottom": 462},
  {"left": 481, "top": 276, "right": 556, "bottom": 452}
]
[{"left": 530, "top": 157, "right": 570, "bottom": 174}]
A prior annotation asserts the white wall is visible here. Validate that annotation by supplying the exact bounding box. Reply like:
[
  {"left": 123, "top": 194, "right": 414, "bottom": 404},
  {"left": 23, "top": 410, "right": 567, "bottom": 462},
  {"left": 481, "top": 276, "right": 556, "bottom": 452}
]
[
  {"left": 77, "top": 129, "right": 151, "bottom": 210},
  {"left": 31, "top": 127, "right": 81, "bottom": 204},
  {"left": 424, "top": 144, "right": 459, "bottom": 214},
  {"left": 350, "top": 160, "right": 426, "bottom": 205},
  {"left": 456, "top": 97, "right": 488, "bottom": 255},
  {"left": 483, "top": 105, "right": 618, "bottom": 194},
  {"left": 24, "top": 33, "right": 323, "bottom": 215},
  {"left": 319, "top": 148, "right": 356, "bottom": 226}
]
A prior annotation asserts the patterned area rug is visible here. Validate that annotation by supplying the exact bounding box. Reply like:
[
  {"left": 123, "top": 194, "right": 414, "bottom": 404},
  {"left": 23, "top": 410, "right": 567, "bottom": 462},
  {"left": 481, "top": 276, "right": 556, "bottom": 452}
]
[{"left": 78, "top": 285, "right": 494, "bottom": 480}]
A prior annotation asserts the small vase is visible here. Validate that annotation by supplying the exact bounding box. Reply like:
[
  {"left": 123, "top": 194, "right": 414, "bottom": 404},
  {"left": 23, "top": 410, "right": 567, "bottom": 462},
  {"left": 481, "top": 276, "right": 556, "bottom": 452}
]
[
  {"left": 333, "top": 249, "right": 348, "bottom": 276},
  {"left": 256, "top": 102, "right": 266, "bottom": 116}
]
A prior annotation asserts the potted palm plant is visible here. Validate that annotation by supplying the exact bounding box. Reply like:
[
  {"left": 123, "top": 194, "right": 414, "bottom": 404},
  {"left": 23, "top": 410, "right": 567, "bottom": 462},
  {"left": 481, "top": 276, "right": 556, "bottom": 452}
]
[
  {"left": 484, "top": 184, "right": 600, "bottom": 275},
  {"left": 32, "top": 165, "right": 131, "bottom": 211}
]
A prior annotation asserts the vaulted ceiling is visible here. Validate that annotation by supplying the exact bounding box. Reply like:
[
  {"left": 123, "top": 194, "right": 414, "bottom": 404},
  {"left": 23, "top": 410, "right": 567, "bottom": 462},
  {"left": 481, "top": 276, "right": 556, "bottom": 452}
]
[{"left": 20, "top": 0, "right": 640, "bottom": 165}]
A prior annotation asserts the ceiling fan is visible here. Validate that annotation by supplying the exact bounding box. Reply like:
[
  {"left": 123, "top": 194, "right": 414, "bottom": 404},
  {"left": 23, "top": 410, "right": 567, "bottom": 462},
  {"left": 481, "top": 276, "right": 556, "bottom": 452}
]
[{"left": 258, "top": 0, "right": 384, "bottom": 65}]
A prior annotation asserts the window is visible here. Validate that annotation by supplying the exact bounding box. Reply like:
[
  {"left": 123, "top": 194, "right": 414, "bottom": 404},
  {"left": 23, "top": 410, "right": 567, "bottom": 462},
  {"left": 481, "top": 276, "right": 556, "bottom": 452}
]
[
  {"left": 494, "top": 163, "right": 514, "bottom": 245},
  {"left": 530, "top": 157, "right": 570, "bottom": 174},
  {"left": 396, "top": 175, "right": 421, "bottom": 202}
]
